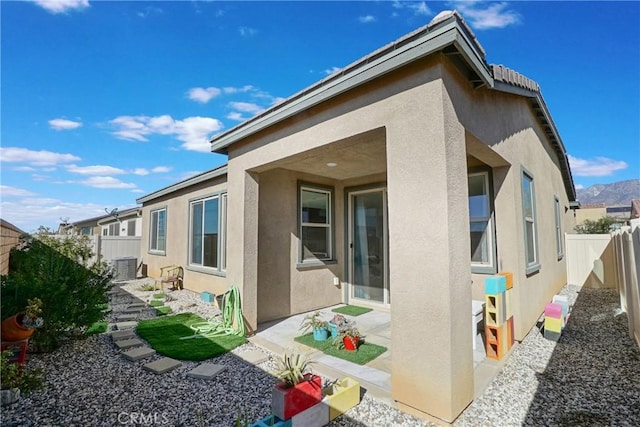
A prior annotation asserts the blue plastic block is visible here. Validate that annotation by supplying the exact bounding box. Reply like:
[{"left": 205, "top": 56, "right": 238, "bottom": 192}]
[
  {"left": 484, "top": 275, "right": 506, "bottom": 295},
  {"left": 200, "top": 292, "right": 215, "bottom": 303},
  {"left": 251, "top": 414, "right": 291, "bottom": 427}
]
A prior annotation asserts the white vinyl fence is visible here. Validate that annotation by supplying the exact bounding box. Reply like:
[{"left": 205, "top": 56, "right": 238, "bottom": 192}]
[
  {"left": 565, "top": 233, "right": 616, "bottom": 288},
  {"left": 611, "top": 219, "right": 640, "bottom": 349}
]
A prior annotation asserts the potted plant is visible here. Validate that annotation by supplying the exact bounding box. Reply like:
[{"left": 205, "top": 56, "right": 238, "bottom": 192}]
[
  {"left": 0, "top": 350, "right": 44, "bottom": 406},
  {"left": 1, "top": 298, "right": 44, "bottom": 342},
  {"left": 333, "top": 326, "right": 361, "bottom": 351},
  {"left": 299, "top": 311, "right": 329, "bottom": 341},
  {"left": 328, "top": 313, "right": 351, "bottom": 339},
  {"left": 271, "top": 351, "right": 322, "bottom": 420}
]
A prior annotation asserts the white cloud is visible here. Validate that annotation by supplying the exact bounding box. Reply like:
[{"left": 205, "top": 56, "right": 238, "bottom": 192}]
[
  {"left": 568, "top": 155, "right": 628, "bottom": 177},
  {"left": 0, "top": 198, "right": 106, "bottom": 233},
  {"left": 151, "top": 166, "right": 171, "bottom": 173},
  {"left": 0, "top": 147, "right": 80, "bottom": 166},
  {"left": 228, "top": 102, "right": 263, "bottom": 114},
  {"left": 0, "top": 185, "right": 35, "bottom": 197},
  {"left": 133, "top": 168, "right": 150, "bottom": 176},
  {"left": 359, "top": 15, "right": 376, "bottom": 23},
  {"left": 65, "top": 164, "right": 126, "bottom": 175},
  {"left": 239, "top": 26, "right": 257, "bottom": 37},
  {"left": 324, "top": 66, "right": 342, "bottom": 75},
  {"left": 453, "top": 1, "right": 521, "bottom": 30},
  {"left": 392, "top": 1, "right": 432, "bottom": 16},
  {"left": 79, "top": 176, "right": 137, "bottom": 189},
  {"left": 223, "top": 85, "right": 254, "bottom": 94},
  {"left": 226, "top": 112, "right": 246, "bottom": 122},
  {"left": 49, "top": 118, "right": 82, "bottom": 130},
  {"left": 32, "top": 0, "right": 89, "bottom": 14},
  {"left": 12, "top": 166, "right": 37, "bottom": 172},
  {"left": 188, "top": 87, "right": 222, "bottom": 103},
  {"left": 109, "top": 115, "right": 223, "bottom": 153}
]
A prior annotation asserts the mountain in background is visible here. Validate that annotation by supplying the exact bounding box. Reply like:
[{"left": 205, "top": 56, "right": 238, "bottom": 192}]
[{"left": 576, "top": 179, "right": 640, "bottom": 206}]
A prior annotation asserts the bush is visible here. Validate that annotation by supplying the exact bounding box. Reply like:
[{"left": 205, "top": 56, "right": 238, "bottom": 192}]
[
  {"left": 1, "top": 350, "right": 44, "bottom": 396},
  {"left": 1, "top": 233, "right": 112, "bottom": 352},
  {"left": 575, "top": 217, "right": 618, "bottom": 234}
]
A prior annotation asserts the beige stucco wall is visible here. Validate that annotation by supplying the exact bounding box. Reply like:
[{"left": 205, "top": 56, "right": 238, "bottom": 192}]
[
  {"left": 225, "top": 55, "right": 475, "bottom": 422},
  {"left": 575, "top": 207, "right": 607, "bottom": 226},
  {"left": 440, "top": 60, "right": 575, "bottom": 340},
  {"left": 139, "top": 175, "right": 230, "bottom": 296}
]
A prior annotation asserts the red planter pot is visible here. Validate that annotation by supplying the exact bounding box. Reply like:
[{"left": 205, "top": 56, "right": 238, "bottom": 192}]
[
  {"left": 272, "top": 373, "right": 322, "bottom": 420},
  {"left": 343, "top": 336, "right": 360, "bottom": 351},
  {"left": 1, "top": 314, "right": 35, "bottom": 342}
]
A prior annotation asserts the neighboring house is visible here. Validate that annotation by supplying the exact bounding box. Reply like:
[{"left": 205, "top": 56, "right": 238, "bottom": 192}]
[
  {"left": 1, "top": 219, "right": 25, "bottom": 275},
  {"left": 575, "top": 203, "right": 607, "bottom": 226},
  {"left": 138, "top": 12, "right": 577, "bottom": 422},
  {"left": 59, "top": 208, "right": 142, "bottom": 237}
]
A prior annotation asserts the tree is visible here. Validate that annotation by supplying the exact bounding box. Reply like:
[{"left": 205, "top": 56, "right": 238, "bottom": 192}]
[{"left": 574, "top": 217, "right": 617, "bottom": 234}]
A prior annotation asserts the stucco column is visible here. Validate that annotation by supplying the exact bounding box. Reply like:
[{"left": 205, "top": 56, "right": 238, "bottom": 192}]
[
  {"left": 227, "top": 163, "right": 259, "bottom": 333},
  {"left": 387, "top": 82, "right": 473, "bottom": 422}
]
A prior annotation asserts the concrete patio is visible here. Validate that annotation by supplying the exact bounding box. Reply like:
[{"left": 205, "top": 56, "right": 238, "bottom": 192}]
[{"left": 249, "top": 304, "right": 499, "bottom": 411}]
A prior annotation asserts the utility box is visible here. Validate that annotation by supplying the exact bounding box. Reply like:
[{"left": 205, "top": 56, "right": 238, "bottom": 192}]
[{"left": 113, "top": 257, "right": 137, "bottom": 281}]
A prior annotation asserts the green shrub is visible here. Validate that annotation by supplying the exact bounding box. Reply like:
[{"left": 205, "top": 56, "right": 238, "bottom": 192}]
[
  {"left": 575, "top": 217, "right": 618, "bottom": 234},
  {"left": 1, "top": 233, "right": 112, "bottom": 352},
  {"left": 1, "top": 350, "right": 44, "bottom": 396}
]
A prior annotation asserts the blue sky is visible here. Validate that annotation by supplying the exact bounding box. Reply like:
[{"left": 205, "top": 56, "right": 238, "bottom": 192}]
[{"left": 1, "top": 0, "right": 639, "bottom": 232}]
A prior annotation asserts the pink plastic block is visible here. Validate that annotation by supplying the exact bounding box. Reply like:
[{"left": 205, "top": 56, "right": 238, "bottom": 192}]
[{"left": 545, "top": 303, "right": 562, "bottom": 319}]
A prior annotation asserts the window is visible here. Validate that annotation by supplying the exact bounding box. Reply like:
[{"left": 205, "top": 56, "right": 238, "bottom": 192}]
[
  {"left": 299, "top": 185, "right": 333, "bottom": 262},
  {"left": 189, "top": 193, "right": 227, "bottom": 272},
  {"left": 79, "top": 226, "right": 92, "bottom": 236},
  {"left": 554, "top": 196, "right": 563, "bottom": 259},
  {"left": 103, "top": 222, "right": 119, "bottom": 236},
  {"left": 150, "top": 208, "right": 166, "bottom": 253},
  {"left": 468, "top": 171, "right": 496, "bottom": 273},
  {"left": 127, "top": 219, "right": 136, "bottom": 237},
  {"left": 522, "top": 170, "right": 539, "bottom": 273}
]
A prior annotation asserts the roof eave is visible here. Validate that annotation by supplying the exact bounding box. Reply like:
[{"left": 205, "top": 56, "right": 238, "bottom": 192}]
[
  {"left": 136, "top": 165, "right": 228, "bottom": 204},
  {"left": 211, "top": 17, "right": 492, "bottom": 154}
]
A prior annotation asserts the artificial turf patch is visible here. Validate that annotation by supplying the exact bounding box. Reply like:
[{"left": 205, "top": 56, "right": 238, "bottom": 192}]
[
  {"left": 331, "top": 305, "right": 373, "bottom": 317},
  {"left": 294, "top": 333, "right": 387, "bottom": 365},
  {"left": 86, "top": 321, "right": 108, "bottom": 335},
  {"left": 155, "top": 306, "right": 172, "bottom": 316},
  {"left": 152, "top": 292, "right": 165, "bottom": 299},
  {"left": 149, "top": 299, "right": 164, "bottom": 307},
  {"left": 136, "top": 313, "right": 246, "bottom": 361}
]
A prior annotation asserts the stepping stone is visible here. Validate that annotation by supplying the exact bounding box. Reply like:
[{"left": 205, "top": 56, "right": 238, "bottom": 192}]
[
  {"left": 143, "top": 357, "right": 182, "bottom": 374},
  {"left": 111, "top": 330, "right": 136, "bottom": 341},
  {"left": 115, "top": 338, "right": 143, "bottom": 350},
  {"left": 114, "top": 321, "right": 138, "bottom": 330},
  {"left": 122, "top": 307, "right": 142, "bottom": 314},
  {"left": 116, "top": 314, "right": 138, "bottom": 321},
  {"left": 127, "top": 303, "right": 146, "bottom": 308},
  {"left": 187, "top": 363, "right": 226, "bottom": 380},
  {"left": 238, "top": 349, "right": 270, "bottom": 365},
  {"left": 122, "top": 346, "right": 155, "bottom": 361}
]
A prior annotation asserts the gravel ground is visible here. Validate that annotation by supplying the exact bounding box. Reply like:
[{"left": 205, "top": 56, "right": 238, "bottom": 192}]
[{"left": 2, "top": 280, "right": 638, "bottom": 426}]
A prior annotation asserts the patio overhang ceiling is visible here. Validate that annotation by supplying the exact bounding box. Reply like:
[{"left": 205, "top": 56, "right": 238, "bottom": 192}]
[{"left": 251, "top": 128, "right": 387, "bottom": 181}]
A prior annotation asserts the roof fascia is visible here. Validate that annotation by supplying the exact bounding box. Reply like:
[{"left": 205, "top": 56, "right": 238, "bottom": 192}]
[
  {"left": 211, "top": 21, "right": 489, "bottom": 154},
  {"left": 136, "top": 165, "right": 228, "bottom": 205}
]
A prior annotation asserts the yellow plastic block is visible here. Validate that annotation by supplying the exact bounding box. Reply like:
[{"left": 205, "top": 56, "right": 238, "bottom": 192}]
[
  {"left": 545, "top": 317, "right": 563, "bottom": 333},
  {"left": 505, "top": 288, "right": 513, "bottom": 319},
  {"left": 485, "top": 293, "right": 506, "bottom": 327},
  {"left": 322, "top": 377, "right": 361, "bottom": 421},
  {"left": 498, "top": 271, "right": 514, "bottom": 290}
]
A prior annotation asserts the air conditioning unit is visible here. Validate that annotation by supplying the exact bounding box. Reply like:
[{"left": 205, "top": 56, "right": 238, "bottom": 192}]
[{"left": 113, "top": 257, "right": 137, "bottom": 281}]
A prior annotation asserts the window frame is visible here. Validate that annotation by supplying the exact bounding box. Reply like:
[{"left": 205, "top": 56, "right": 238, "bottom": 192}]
[
  {"left": 297, "top": 182, "right": 335, "bottom": 265},
  {"left": 554, "top": 196, "right": 564, "bottom": 260},
  {"left": 187, "top": 192, "right": 227, "bottom": 275},
  {"left": 521, "top": 168, "right": 540, "bottom": 274},
  {"left": 468, "top": 169, "right": 497, "bottom": 274},
  {"left": 149, "top": 207, "right": 167, "bottom": 255}
]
